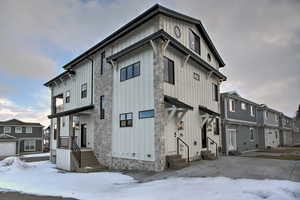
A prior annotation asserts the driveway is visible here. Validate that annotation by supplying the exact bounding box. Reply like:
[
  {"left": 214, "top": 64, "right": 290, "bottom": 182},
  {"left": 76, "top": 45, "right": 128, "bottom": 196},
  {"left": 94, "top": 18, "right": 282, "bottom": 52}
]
[
  {"left": 126, "top": 156, "right": 300, "bottom": 182},
  {"left": 0, "top": 191, "right": 77, "bottom": 200}
]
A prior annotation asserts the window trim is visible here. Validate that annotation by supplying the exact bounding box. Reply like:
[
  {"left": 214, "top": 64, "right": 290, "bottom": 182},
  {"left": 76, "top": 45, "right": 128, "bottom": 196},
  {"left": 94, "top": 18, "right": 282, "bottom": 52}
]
[
  {"left": 15, "top": 127, "right": 22, "bottom": 133},
  {"left": 65, "top": 90, "right": 70, "bottom": 103},
  {"left": 189, "top": 29, "right": 201, "bottom": 55},
  {"left": 100, "top": 95, "right": 105, "bottom": 119},
  {"left": 139, "top": 109, "right": 155, "bottom": 119},
  {"left": 250, "top": 105, "right": 255, "bottom": 117},
  {"left": 120, "top": 61, "right": 140, "bottom": 82},
  {"left": 120, "top": 112, "right": 133, "bottom": 128},
  {"left": 164, "top": 57, "right": 175, "bottom": 85},
  {"left": 4, "top": 127, "right": 11, "bottom": 133},
  {"left": 212, "top": 83, "right": 219, "bottom": 102},
  {"left": 241, "top": 102, "right": 247, "bottom": 110},
  {"left": 81, "top": 83, "right": 87, "bottom": 99},
  {"left": 229, "top": 99, "right": 235, "bottom": 112}
]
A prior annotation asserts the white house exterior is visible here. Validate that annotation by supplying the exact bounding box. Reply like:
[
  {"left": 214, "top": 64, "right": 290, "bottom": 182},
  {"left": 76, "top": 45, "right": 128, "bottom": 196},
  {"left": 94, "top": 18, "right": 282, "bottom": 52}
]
[{"left": 44, "top": 4, "right": 226, "bottom": 172}]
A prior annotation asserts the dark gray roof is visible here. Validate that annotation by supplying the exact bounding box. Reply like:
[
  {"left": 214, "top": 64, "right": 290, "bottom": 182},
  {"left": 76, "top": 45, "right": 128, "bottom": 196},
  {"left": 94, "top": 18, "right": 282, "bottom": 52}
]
[
  {"left": 44, "top": 4, "right": 225, "bottom": 87},
  {"left": 221, "top": 92, "right": 260, "bottom": 106},
  {"left": 0, "top": 119, "right": 43, "bottom": 127}
]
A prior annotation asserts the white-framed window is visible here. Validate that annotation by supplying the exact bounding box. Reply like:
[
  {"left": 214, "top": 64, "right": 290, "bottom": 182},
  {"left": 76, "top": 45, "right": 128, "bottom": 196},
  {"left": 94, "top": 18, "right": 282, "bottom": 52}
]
[
  {"left": 250, "top": 105, "right": 255, "bottom": 117},
  {"left": 241, "top": 102, "right": 247, "bottom": 110},
  {"left": 4, "top": 127, "right": 11, "bottom": 133},
  {"left": 249, "top": 128, "right": 254, "bottom": 141},
  {"left": 15, "top": 127, "right": 22, "bottom": 133},
  {"left": 24, "top": 140, "right": 36, "bottom": 152},
  {"left": 229, "top": 99, "right": 235, "bottom": 112},
  {"left": 26, "top": 127, "right": 32, "bottom": 133}
]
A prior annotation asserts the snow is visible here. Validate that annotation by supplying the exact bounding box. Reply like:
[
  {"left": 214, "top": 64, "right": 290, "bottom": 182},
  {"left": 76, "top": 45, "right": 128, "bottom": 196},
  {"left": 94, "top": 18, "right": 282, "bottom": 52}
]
[
  {"left": 0, "top": 157, "right": 299, "bottom": 200},
  {"left": 21, "top": 153, "right": 50, "bottom": 158}
]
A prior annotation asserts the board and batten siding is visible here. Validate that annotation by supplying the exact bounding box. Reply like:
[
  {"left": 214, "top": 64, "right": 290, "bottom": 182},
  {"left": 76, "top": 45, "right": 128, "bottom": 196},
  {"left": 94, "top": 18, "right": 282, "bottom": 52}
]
[
  {"left": 163, "top": 47, "right": 221, "bottom": 159},
  {"left": 159, "top": 14, "right": 220, "bottom": 69},
  {"left": 112, "top": 46, "right": 155, "bottom": 161},
  {"left": 52, "top": 60, "right": 93, "bottom": 112}
]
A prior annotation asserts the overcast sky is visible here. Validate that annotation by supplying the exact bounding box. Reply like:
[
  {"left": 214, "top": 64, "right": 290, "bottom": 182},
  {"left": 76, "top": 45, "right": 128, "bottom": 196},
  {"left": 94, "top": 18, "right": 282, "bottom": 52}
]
[{"left": 0, "top": 0, "right": 299, "bottom": 126}]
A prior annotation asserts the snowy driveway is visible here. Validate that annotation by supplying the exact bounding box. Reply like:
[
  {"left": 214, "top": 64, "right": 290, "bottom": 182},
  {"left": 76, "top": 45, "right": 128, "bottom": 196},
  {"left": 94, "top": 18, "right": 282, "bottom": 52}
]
[{"left": 0, "top": 157, "right": 299, "bottom": 200}]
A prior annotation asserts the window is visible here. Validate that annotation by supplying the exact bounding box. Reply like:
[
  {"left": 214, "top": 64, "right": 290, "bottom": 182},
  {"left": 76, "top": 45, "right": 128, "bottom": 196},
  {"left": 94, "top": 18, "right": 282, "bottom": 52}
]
[
  {"left": 120, "top": 113, "right": 133, "bottom": 127},
  {"left": 213, "top": 83, "right": 219, "bottom": 102},
  {"left": 250, "top": 128, "right": 254, "bottom": 141},
  {"left": 164, "top": 57, "right": 175, "bottom": 84},
  {"left": 275, "top": 131, "right": 278, "bottom": 139},
  {"left": 26, "top": 127, "right": 32, "bottom": 133},
  {"left": 265, "top": 111, "right": 268, "bottom": 119},
  {"left": 54, "top": 124, "right": 57, "bottom": 140},
  {"left": 24, "top": 140, "right": 36, "bottom": 152},
  {"left": 189, "top": 29, "right": 200, "bottom": 55},
  {"left": 275, "top": 114, "right": 278, "bottom": 121},
  {"left": 15, "top": 127, "right": 22, "bottom": 133},
  {"left": 120, "top": 62, "right": 140, "bottom": 81},
  {"left": 4, "top": 127, "right": 11, "bottom": 133},
  {"left": 250, "top": 105, "right": 255, "bottom": 117},
  {"left": 100, "top": 51, "right": 105, "bottom": 75},
  {"left": 214, "top": 118, "right": 219, "bottom": 135},
  {"left": 100, "top": 95, "right": 105, "bottom": 119},
  {"left": 241, "top": 102, "right": 246, "bottom": 110},
  {"left": 139, "top": 110, "right": 155, "bottom": 119},
  {"left": 229, "top": 99, "right": 235, "bottom": 112},
  {"left": 65, "top": 90, "right": 70, "bottom": 103},
  {"left": 81, "top": 83, "right": 87, "bottom": 98},
  {"left": 193, "top": 72, "right": 200, "bottom": 81},
  {"left": 207, "top": 53, "right": 211, "bottom": 62}
]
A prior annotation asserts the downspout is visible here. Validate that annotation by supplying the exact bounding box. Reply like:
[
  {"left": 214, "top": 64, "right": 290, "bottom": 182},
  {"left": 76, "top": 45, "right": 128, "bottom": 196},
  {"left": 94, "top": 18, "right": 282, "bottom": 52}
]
[{"left": 86, "top": 57, "right": 94, "bottom": 105}]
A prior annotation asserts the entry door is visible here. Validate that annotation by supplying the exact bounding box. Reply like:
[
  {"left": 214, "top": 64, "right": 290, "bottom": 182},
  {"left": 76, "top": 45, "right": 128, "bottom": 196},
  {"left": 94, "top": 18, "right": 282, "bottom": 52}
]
[
  {"left": 81, "top": 124, "right": 87, "bottom": 148},
  {"left": 202, "top": 123, "right": 207, "bottom": 148},
  {"left": 226, "top": 129, "right": 237, "bottom": 151}
]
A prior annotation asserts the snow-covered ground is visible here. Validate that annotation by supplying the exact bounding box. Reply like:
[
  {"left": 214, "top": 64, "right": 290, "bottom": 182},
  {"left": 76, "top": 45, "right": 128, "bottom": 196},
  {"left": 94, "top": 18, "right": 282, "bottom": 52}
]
[
  {"left": 0, "top": 157, "right": 299, "bottom": 200},
  {"left": 21, "top": 152, "right": 50, "bottom": 158}
]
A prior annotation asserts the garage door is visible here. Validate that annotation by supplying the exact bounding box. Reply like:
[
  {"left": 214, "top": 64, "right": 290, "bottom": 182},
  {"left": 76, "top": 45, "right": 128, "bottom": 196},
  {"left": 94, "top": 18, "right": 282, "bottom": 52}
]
[{"left": 0, "top": 142, "right": 16, "bottom": 156}]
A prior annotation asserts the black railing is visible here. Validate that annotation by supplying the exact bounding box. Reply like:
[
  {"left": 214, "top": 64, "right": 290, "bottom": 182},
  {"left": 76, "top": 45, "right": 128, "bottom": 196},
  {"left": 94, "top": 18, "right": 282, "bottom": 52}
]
[
  {"left": 58, "top": 136, "right": 71, "bottom": 149},
  {"left": 207, "top": 137, "right": 218, "bottom": 159},
  {"left": 71, "top": 136, "right": 81, "bottom": 168},
  {"left": 177, "top": 137, "right": 190, "bottom": 162}
]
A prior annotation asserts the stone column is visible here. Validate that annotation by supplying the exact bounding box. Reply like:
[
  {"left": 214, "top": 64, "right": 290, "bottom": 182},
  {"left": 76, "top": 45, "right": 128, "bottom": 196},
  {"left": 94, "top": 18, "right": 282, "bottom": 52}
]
[{"left": 69, "top": 115, "right": 73, "bottom": 149}]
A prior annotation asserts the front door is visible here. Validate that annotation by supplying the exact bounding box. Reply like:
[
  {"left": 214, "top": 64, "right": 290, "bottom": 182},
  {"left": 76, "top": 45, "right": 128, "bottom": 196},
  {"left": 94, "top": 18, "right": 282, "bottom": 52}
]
[
  {"left": 226, "top": 129, "right": 237, "bottom": 152},
  {"left": 202, "top": 122, "right": 207, "bottom": 148},
  {"left": 81, "top": 124, "right": 87, "bottom": 148}
]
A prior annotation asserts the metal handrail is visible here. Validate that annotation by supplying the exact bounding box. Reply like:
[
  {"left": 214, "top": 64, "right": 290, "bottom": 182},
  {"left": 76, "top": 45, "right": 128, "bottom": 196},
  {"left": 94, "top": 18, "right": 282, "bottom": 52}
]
[
  {"left": 207, "top": 137, "right": 218, "bottom": 159},
  {"left": 58, "top": 136, "right": 71, "bottom": 149},
  {"left": 177, "top": 137, "right": 190, "bottom": 162},
  {"left": 71, "top": 136, "right": 81, "bottom": 168}
]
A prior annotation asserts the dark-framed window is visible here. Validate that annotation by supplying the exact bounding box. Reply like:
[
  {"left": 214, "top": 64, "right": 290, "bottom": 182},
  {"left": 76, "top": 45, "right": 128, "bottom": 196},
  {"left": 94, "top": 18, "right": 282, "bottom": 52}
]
[
  {"left": 164, "top": 57, "right": 175, "bottom": 84},
  {"left": 54, "top": 124, "right": 57, "bottom": 140},
  {"left": 139, "top": 109, "right": 155, "bottom": 119},
  {"left": 214, "top": 118, "right": 219, "bottom": 135},
  {"left": 120, "top": 62, "right": 140, "bottom": 81},
  {"left": 120, "top": 113, "right": 133, "bottom": 127},
  {"left": 100, "top": 95, "right": 104, "bottom": 119},
  {"left": 213, "top": 83, "right": 219, "bottom": 102},
  {"left": 65, "top": 90, "right": 70, "bottom": 103},
  {"left": 189, "top": 29, "right": 200, "bottom": 55},
  {"left": 100, "top": 51, "right": 105, "bottom": 75},
  {"left": 81, "top": 83, "right": 87, "bottom": 98}
]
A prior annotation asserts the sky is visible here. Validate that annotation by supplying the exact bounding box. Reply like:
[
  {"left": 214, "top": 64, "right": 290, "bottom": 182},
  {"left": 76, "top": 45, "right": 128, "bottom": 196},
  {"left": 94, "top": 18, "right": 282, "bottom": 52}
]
[{"left": 0, "top": 0, "right": 299, "bottom": 126}]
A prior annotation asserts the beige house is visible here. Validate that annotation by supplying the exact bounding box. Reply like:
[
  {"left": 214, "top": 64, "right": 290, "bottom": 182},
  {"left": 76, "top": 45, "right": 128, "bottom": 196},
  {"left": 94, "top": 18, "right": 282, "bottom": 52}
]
[{"left": 44, "top": 4, "right": 226, "bottom": 172}]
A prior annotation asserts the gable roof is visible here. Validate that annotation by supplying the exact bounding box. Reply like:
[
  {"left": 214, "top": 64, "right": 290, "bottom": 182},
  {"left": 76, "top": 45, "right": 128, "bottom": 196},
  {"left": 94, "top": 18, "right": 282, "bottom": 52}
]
[
  {"left": 0, "top": 119, "right": 43, "bottom": 127},
  {"left": 61, "top": 4, "right": 225, "bottom": 70}
]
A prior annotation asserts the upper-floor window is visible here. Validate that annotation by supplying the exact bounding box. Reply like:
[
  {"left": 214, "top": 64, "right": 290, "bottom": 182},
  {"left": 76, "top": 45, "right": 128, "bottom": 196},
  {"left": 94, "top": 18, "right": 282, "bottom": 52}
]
[
  {"left": 212, "top": 83, "right": 218, "bottom": 102},
  {"left": 214, "top": 118, "right": 219, "bottom": 135},
  {"left": 100, "top": 95, "right": 105, "bottom": 119},
  {"left": 54, "top": 124, "right": 57, "bottom": 140},
  {"left": 241, "top": 102, "right": 247, "bottom": 110},
  {"left": 189, "top": 29, "right": 200, "bottom": 55},
  {"left": 120, "top": 62, "right": 140, "bottom": 81},
  {"left": 4, "top": 127, "right": 11, "bottom": 133},
  {"left": 229, "top": 99, "right": 235, "bottom": 112},
  {"left": 26, "top": 127, "right": 32, "bottom": 133},
  {"left": 120, "top": 113, "right": 133, "bottom": 127},
  {"left": 275, "top": 114, "right": 278, "bottom": 121},
  {"left": 250, "top": 105, "right": 255, "bottom": 117},
  {"left": 81, "top": 83, "right": 87, "bottom": 99},
  {"left": 65, "top": 90, "right": 70, "bottom": 103},
  {"left": 265, "top": 111, "right": 268, "bottom": 119},
  {"left": 207, "top": 53, "right": 211, "bottom": 62},
  {"left": 15, "top": 127, "right": 22, "bottom": 133},
  {"left": 100, "top": 51, "right": 105, "bottom": 75},
  {"left": 250, "top": 128, "right": 254, "bottom": 141},
  {"left": 139, "top": 110, "right": 155, "bottom": 119},
  {"left": 164, "top": 57, "right": 175, "bottom": 84}
]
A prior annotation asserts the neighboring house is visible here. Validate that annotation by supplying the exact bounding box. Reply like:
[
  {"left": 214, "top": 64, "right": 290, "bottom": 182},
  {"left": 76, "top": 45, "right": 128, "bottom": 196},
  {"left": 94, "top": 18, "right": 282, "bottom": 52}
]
[
  {"left": 43, "top": 126, "right": 51, "bottom": 152},
  {"left": 292, "top": 119, "right": 300, "bottom": 146},
  {"left": 221, "top": 92, "right": 259, "bottom": 154},
  {"left": 44, "top": 4, "right": 226, "bottom": 172},
  {"left": 257, "top": 105, "right": 281, "bottom": 148},
  {"left": 279, "top": 114, "right": 293, "bottom": 146},
  {"left": 0, "top": 119, "right": 43, "bottom": 154}
]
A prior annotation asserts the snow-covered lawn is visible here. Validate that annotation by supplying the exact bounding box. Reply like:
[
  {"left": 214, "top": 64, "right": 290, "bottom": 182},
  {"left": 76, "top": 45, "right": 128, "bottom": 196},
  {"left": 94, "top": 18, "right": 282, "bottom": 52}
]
[{"left": 0, "top": 157, "right": 299, "bottom": 200}]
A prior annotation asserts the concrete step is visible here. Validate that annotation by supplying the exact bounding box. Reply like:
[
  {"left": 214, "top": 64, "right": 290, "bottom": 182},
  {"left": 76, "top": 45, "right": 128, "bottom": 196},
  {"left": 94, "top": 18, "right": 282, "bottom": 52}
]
[
  {"left": 80, "top": 151, "right": 100, "bottom": 167},
  {"left": 201, "top": 151, "right": 217, "bottom": 160},
  {"left": 169, "top": 161, "right": 189, "bottom": 170},
  {"left": 166, "top": 154, "right": 189, "bottom": 170}
]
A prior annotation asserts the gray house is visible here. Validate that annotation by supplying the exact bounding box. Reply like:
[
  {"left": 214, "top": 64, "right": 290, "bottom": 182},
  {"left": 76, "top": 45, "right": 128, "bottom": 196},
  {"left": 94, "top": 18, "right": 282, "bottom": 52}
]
[
  {"left": 292, "top": 119, "right": 300, "bottom": 146},
  {"left": 257, "top": 105, "right": 281, "bottom": 148},
  {"left": 0, "top": 119, "right": 43, "bottom": 155},
  {"left": 279, "top": 114, "right": 293, "bottom": 146},
  {"left": 221, "top": 92, "right": 259, "bottom": 154}
]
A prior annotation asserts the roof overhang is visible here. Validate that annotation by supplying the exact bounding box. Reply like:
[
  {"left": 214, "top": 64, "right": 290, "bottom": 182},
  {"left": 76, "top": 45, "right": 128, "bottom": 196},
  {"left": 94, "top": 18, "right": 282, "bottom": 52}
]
[
  {"left": 164, "top": 95, "right": 193, "bottom": 110},
  {"left": 107, "top": 30, "right": 226, "bottom": 81},
  {"left": 199, "top": 105, "right": 220, "bottom": 117},
  {"left": 44, "top": 70, "right": 76, "bottom": 87},
  {"left": 48, "top": 105, "right": 94, "bottom": 119}
]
